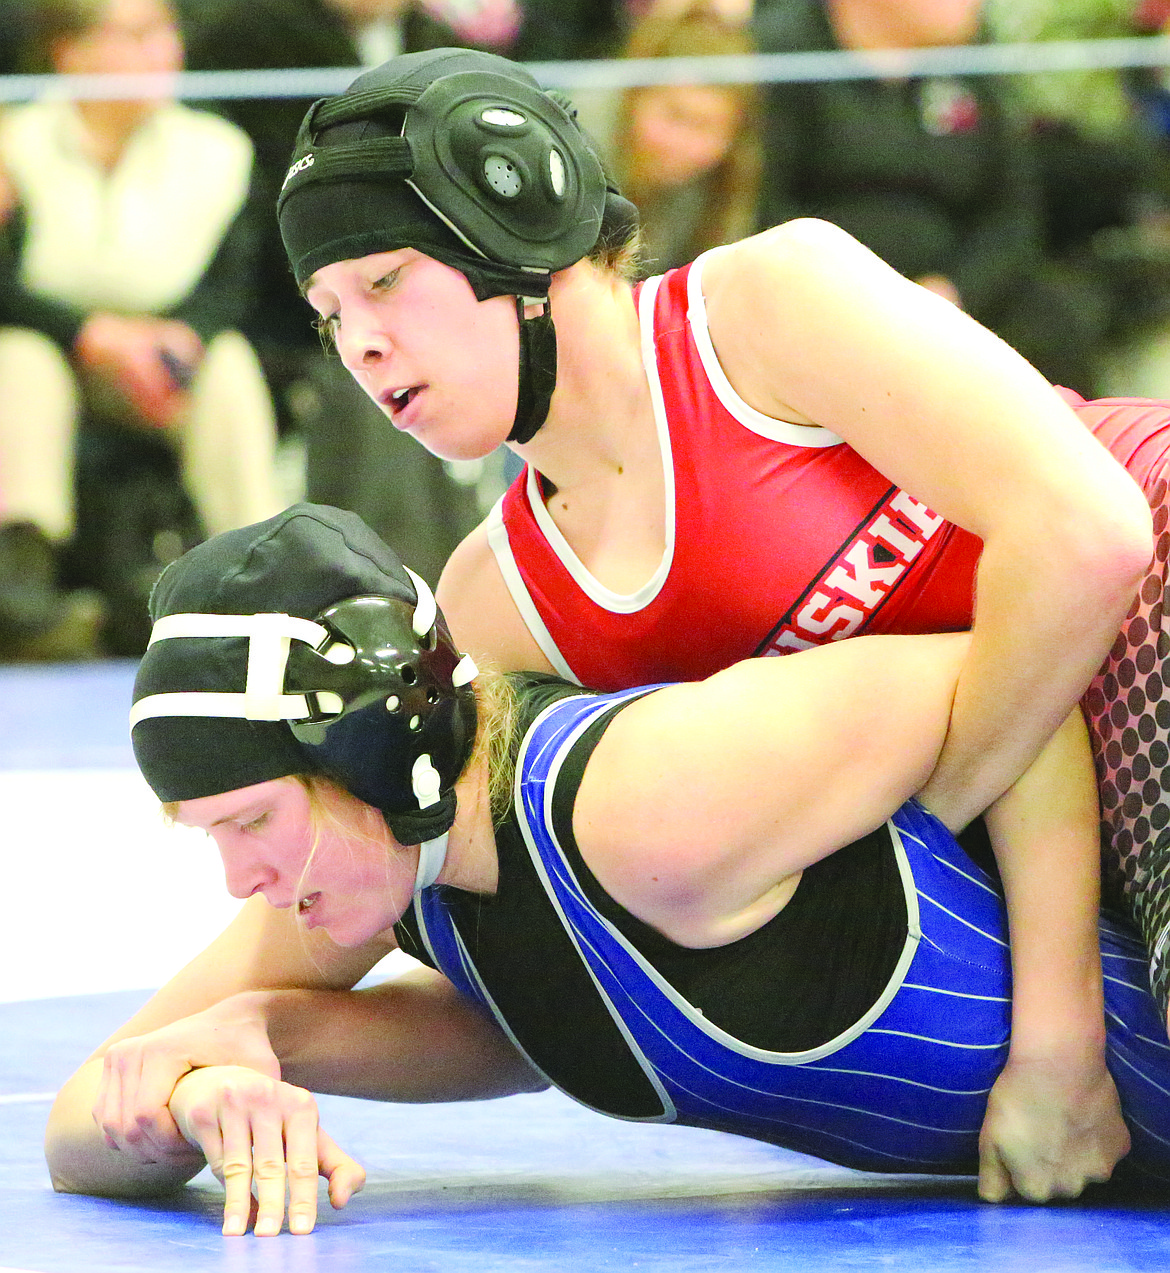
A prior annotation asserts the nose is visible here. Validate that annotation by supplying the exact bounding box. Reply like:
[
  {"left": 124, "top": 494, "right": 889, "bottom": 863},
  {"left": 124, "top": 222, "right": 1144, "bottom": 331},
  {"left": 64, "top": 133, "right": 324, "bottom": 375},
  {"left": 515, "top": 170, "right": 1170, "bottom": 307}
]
[
  {"left": 218, "top": 845, "right": 289, "bottom": 906},
  {"left": 333, "top": 303, "right": 392, "bottom": 374}
]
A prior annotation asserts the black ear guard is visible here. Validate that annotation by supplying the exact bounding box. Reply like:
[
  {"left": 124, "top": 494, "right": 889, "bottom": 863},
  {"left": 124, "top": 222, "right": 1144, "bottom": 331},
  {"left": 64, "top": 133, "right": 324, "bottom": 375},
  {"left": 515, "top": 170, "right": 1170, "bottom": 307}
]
[
  {"left": 279, "top": 57, "right": 609, "bottom": 280},
  {"left": 277, "top": 50, "right": 640, "bottom": 446},
  {"left": 287, "top": 595, "right": 478, "bottom": 846}
]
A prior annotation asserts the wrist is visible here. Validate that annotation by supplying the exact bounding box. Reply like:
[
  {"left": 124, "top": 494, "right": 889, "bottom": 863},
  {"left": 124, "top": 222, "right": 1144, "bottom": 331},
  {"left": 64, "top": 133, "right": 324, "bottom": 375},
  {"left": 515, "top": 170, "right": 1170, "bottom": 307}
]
[
  {"left": 1007, "top": 1001, "right": 1107, "bottom": 1068},
  {"left": 243, "top": 987, "right": 305, "bottom": 1064},
  {"left": 1009, "top": 944, "right": 1105, "bottom": 1052}
]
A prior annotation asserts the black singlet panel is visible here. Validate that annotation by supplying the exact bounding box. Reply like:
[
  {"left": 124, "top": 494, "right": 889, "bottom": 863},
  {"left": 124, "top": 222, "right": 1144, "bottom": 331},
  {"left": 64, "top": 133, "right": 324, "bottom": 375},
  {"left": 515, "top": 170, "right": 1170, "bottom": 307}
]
[{"left": 395, "top": 674, "right": 908, "bottom": 1115}]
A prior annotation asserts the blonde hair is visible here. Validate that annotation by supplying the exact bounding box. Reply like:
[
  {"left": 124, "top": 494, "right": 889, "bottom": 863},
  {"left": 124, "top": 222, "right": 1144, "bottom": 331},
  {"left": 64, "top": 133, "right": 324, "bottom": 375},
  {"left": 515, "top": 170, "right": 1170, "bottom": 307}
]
[{"left": 587, "top": 225, "right": 644, "bottom": 283}]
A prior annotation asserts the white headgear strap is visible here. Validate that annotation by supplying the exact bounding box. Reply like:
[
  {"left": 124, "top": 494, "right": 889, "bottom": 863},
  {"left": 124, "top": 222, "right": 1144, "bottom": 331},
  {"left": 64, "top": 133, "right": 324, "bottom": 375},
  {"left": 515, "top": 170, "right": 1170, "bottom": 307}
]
[{"left": 128, "top": 613, "right": 330, "bottom": 729}]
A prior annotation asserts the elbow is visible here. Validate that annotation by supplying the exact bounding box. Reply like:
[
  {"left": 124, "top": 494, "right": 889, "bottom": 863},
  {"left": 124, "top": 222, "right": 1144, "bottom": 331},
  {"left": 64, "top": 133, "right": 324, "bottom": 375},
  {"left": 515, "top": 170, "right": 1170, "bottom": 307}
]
[
  {"left": 516, "top": 1067, "right": 553, "bottom": 1096},
  {"left": 1087, "top": 484, "right": 1155, "bottom": 605},
  {"left": 1038, "top": 476, "right": 1153, "bottom": 613},
  {"left": 48, "top": 1165, "right": 89, "bottom": 1197}
]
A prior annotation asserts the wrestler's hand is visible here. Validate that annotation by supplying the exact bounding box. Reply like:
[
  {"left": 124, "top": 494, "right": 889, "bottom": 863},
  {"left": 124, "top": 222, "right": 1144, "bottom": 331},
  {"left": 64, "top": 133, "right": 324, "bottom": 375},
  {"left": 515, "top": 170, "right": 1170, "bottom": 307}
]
[
  {"left": 168, "top": 1065, "right": 365, "bottom": 1236},
  {"left": 977, "top": 1054, "right": 1129, "bottom": 1202},
  {"left": 94, "top": 994, "right": 282, "bottom": 1167}
]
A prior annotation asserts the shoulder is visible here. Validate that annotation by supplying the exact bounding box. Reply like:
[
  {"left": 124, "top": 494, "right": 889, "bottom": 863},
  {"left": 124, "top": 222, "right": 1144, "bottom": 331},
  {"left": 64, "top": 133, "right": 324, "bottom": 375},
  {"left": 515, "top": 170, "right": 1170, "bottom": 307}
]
[
  {"left": 702, "top": 221, "right": 898, "bottom": 421},
  {"left": 705, "top": 220, "right": 886, "bottom": 307},
  {"left": 438, "top": 519, "right": 496, "bottom": 620}
]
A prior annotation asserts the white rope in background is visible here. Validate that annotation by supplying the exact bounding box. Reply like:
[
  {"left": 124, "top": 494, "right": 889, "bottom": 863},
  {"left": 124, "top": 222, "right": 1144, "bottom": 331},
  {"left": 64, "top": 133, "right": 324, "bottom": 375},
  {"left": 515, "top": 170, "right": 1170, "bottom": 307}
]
[{"left": 1, "top": 36, "right": 1170, "bottom": 103}]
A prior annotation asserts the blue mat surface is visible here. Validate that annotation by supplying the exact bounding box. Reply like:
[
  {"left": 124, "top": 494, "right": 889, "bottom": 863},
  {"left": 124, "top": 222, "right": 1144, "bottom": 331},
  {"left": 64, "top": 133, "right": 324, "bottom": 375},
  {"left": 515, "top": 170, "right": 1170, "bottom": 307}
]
[
  {"left": 5, "top": 992, "right": 1170, "bottom": 1272},
  {"left": 0, "top": 661, "right": 137, "bottom": 769}
]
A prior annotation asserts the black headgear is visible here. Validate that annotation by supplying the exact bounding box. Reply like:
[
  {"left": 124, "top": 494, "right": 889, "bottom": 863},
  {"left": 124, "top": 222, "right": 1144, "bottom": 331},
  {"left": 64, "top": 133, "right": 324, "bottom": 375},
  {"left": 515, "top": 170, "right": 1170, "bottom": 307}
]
[
  {"left": 130, "top": 505, "right": 478, "bottom": 868},
  {"left": 277, "top": 47, "right": 639, "bottom": 444}
]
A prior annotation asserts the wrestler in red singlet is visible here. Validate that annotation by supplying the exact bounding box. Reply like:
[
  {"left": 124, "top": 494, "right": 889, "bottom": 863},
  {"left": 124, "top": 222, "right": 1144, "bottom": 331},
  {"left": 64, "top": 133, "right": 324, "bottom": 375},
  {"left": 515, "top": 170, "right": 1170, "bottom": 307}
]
[{"left": 490, "top": 249, "right": 1170, "bottom": 1006}]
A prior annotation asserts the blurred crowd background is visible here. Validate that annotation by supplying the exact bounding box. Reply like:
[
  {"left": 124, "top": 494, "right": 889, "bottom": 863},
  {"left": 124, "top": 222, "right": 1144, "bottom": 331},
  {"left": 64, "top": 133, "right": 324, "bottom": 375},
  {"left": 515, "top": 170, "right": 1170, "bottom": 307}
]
[{"left": 3, "top": 0, "right": 1170, "bottom": 663}]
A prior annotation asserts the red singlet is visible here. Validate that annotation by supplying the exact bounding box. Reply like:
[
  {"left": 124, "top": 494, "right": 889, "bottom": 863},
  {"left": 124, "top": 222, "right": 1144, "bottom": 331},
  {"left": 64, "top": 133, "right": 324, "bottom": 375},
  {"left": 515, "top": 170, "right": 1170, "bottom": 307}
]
[{"left": 488, "top": 252, "right": 983, "bottom": 689}]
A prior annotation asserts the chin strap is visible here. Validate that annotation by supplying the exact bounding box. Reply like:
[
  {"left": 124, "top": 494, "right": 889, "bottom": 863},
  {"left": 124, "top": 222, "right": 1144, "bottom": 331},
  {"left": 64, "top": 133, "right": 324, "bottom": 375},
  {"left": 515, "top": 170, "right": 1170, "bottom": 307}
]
[
  {"left": 414, "top": 831, "right": 450, "bottom": 894},
  {"left": 507, "top": 295, "right": 558, "bottom": 444}
]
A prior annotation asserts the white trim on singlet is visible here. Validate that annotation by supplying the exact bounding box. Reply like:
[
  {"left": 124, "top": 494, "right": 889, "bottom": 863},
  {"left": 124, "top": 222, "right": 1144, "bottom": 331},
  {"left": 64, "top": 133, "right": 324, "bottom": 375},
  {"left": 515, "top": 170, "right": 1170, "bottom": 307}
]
[
  {"left": 517, "top": 693, "right": 677, "bottom": 1123},
  {"left": 520, "top": 272, "right": 678, "bottom": 616},
  {"left": 486, "top": 253, "right": 844, "bottom": 658},
  {"left": 484, "top": 272, "right": 682, "bottom": 666},
  {"left": 517, "top": 694, "right": 930, "bottom": 1072},
  {"left": 485, "top": 495, "right": 581, "bottom": 684},
  {"left": 410, "top": 891, "right": 564, "bottom": 1098},
  {"left": 686, "top": 248, "right": 844, "bottom": 448}
]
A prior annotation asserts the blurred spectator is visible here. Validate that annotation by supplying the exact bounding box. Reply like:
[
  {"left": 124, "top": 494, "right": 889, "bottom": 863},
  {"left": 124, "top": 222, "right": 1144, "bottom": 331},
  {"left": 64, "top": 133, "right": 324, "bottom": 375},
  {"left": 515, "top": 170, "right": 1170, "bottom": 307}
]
[
  {"left": 0, "top": 0, "right": 33, "bottom": 75},
  {"left": 509, "top": 0, "right": 633, "bottom": 61},
  {"left": 0, "top": 0, "right": 283, "bottom": 656},
  {"left": 751, "top": 0, "right": 1113, "bottom": 395},
  {"left": 984, "top": 2, "right": 1167, "bottom": 256},
  {"left": 634, "top": 0, "right": 751, "bottom": 22},
  {"left": 604, "top": 3, "right": 763, "bottom": 275},
  {"left": 985, "top": 0, "right": 1170, "bottom": 397},
  {"left": 0, "top": 155, "right": 104, "bottom": 661},
  {"left": 986, "top": 0, "right": 1143, "bottom": 139}
]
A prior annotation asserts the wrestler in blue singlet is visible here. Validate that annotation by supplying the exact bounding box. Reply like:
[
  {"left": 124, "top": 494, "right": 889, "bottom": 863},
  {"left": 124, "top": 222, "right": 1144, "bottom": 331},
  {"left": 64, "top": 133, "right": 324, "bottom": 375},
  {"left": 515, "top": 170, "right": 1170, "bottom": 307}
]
[{"left": 401, "top": 682, "right": 1170, "bottom": 1182}]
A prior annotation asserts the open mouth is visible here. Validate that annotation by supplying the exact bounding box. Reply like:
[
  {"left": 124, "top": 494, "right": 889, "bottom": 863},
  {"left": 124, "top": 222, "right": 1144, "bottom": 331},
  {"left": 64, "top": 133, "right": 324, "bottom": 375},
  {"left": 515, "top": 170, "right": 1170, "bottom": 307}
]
[
  {"left": 298, "top": 892, "right": 321, "bottom": 916},
  {"left": 384, "top": 385, "right": 422, "bottom": 416}
]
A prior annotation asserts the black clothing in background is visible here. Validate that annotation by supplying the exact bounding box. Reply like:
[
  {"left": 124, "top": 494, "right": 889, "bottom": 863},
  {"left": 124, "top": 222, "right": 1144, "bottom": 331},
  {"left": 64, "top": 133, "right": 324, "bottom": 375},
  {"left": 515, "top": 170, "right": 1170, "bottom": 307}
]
[{"left": 751, "top": 0, "right": 1110, "bottom": 396}]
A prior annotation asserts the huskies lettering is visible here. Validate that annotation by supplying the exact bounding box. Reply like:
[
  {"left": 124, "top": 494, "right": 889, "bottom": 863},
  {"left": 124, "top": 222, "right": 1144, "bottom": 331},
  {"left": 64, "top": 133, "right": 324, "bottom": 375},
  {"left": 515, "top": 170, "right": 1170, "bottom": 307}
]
[{"left": 759, "top": 489, "right": 945, "bottom": 656}]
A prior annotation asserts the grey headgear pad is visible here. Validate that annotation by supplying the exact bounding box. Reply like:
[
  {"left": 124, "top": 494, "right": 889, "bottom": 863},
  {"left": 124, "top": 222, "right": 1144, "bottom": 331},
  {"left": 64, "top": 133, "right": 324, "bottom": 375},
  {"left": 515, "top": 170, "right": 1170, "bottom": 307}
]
[{"left": 130, "top": 505, "right": 476, "bottom": 846}]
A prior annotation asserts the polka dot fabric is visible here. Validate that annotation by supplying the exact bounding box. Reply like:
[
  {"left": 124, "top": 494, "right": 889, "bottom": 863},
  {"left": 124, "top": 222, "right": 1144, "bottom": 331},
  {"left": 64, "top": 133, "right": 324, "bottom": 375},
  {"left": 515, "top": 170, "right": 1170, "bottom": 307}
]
[{"left": 1079, "top": 396, "right": 1170, "bottom": 1020}]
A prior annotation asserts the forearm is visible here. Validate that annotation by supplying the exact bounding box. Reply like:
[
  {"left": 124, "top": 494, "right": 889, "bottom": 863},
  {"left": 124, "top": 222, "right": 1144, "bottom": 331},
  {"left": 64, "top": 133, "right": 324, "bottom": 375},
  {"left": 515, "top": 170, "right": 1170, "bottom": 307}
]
[
  {"left": 980, "top": 708, "right": 1106, "bottom": 1062},
  {"left": 917, "top": 521, "right": 1148, "bottom": 831},
  {"left": 45, "top": 1060, "right": 204, "bottom": 1198},
  {"left": 260, "top": 967, "right": 549, "bottom": 1103},
  {"left": 970, "top": 709, "right": 1131, "bottom": 1200}
]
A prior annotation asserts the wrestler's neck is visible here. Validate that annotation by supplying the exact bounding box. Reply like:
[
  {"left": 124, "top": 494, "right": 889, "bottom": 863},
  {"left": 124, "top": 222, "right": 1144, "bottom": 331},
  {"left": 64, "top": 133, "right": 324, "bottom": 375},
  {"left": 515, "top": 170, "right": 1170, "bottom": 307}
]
[
  {"left": 431, "top": 754, "right": 500, "bottom": 896},
  {"left": 512, "top": 259, "right": 656, "bottom": 497}
]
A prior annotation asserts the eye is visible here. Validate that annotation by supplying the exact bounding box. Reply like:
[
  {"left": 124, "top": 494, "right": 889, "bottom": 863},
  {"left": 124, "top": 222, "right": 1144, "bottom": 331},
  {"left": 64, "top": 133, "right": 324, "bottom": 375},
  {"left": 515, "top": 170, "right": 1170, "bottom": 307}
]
[
  {"left": 241, "top": 811, "right": 272, "bottom": 834},
  {"left": 371, "top": 268, "right": 400, "bottom": 293}
]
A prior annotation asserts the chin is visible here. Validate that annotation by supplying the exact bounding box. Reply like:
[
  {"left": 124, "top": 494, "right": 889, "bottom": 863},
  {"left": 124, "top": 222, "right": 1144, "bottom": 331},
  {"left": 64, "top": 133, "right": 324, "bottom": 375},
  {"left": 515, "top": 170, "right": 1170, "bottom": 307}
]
[
  {"left": 325, "top": 913, "right": 399, "bottom": 949},
  {"left": 324, "top": 923, "right": 374, "bottom": 948},
  {"left": 419, "top": 428, "right": 509, "bottom": 465}
]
